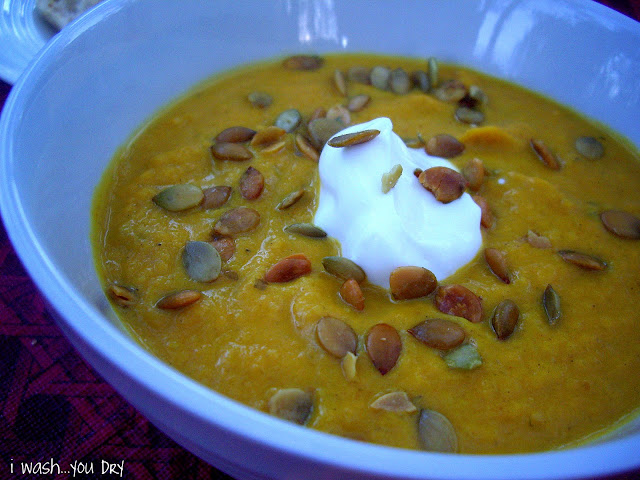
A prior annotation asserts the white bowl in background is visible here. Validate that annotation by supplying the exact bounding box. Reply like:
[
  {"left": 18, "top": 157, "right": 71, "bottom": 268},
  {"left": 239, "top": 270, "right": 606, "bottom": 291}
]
[{"left": 1, "top": 1, "right": 639, "bottom": 479}]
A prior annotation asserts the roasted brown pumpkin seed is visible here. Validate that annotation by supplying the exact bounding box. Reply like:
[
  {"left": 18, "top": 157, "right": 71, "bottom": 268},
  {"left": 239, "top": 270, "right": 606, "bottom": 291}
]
[
  {"left": 264, "top": 253, "right": 312, "bottom": 283},
  {"left": 600, "top": 210, "right": 640, "bottom": 239},
  {"left": 366, "top": 323, "right": 402, "bottom": 375},
  {"left": 433, "top": 79, "right": 467, "bottom": 103},
  {"left": 282, "top": 54, "right": 323, "bottom": 70},
  {"left": 347, "top": 65, "right": 371, "bottom": 84},
  {"left": 390, "top": 68, "right": 411, "bottom": 94},
  {"left": 370, "top": 392, "right": 416, "bottom": 413},
  {"left": 408, "top": 318, "right": 465, "bottom": 351},
  {"left": 209, "top": 235, "right": 236, "bottom": 262},
  {"left": 322, "top": 256, "right": 366, "bottom": 283},
  {"left": 156, "top": 290, "right": 202, "bottom": 310},
  {"left": 411, "top": 70, "right": 430, "bottom": 92},
  {"left": 382, "top": 164, "right": 403, "bottom": 193},
  {"left": 328, "top": 129, "right": 380, "bottom": 148},
  {"left": 316, "top": 316, "right": 357, "bottom": 358},
  {"left": 472, "top": 195, "right": 494, "bottom": 228},
  {"left": 247, "top": 91, "right": 273, "bottom": 108},
  {"left": 347, "top": 94, "right": 371, "bottom": 112},
  {"left": 443, "top": 343, "right": 482, "bottom": 370},
  {"left": 275, "top": 109, "right": 302, "bottom": 132},
  {"left": 462, "top": 157, "right": 485, "bottom": 191},
  {"left": 326, "top": 105, "right": 351, "bottom": 125},
  {"left": 575, "top": 136, "right": 604, "bottom": 159},
  {"left": 340, "top": 278, "right": 365, "bottom": 311},
  {"left": 484, "top": 248, "right": 511, "bottom": 284},
  {"left": 277, "top": 189, "right": 306, "bottom": 210},
  {"left": 455, "top": 106, "right": 485, "bottom": 125},
  {"left": 153, "top": 184, "right": 203, "bottom": 212},
  {"left": 213, "top": 207, "right": 260, "bottom": 235},
  {"left": 425, "top": 134, "right": 465, "bottom": 158},
  {"left": 418, "top": 167, "right": 467, "bottom": 204},
  {"left": 530, "top": 138, "right": 561, "bottom": 170},
  {"left": 558, "top": 250, "right": 607, "bottom": 270},
  {"left": 215, "top": 126, "right": 257, "bottom": 143},
  {"left": 182, "top": 241, "right": 221, "bottom": 283},
  {"left": 295, "top": 134, "right": 320, "bottom": 161},
  {"left": 543, "top": 284, "right": 561, "bottom": 326},
  {"left": 418, "top": 409, "right": 458, "bottom": 453},
  {"left": 308, "top": 106, "right": 327, "bottom": 122},
  {"left": 284, "top": 223, "right": 327, "bottom": 238},
  {"left": 308, "top": 118, "right": 346, "bottom": 149},
  {"left": 239, "top": 166, "right": 264, "bottom": 200},
  {"left": 370, "top": 65, "right": 391, "bottom": 90},
  {"left": 492, "top": 299, "right": 520, "bottom": 340},
  {"left": 333, "top": 69, "right": 348, "bottom": 96},
  {"left": 389, "top": 266, "right": 437, "bottom": 300},
  {"left": 210, "top": 142, "right": 253, "bottom": 161},
  {"left": 108, "top": 284, "right": 137, "bottom": 307},
  {"left": 250, "top": 126, "right": 286, "bottom": 147},
  {"left": 268, "top": 388, "right": 313, "bottom": 425},
  {"left": 468, "top": 85, "right": 488, "bottom": 106},
  {"left": 202, "top": 185, "right": 232, "bottom": 209},
  {"left": 435, "top": 285, "right": 483, "bottom": 323},
  {"left": 403, "top": 137, "right": 425, "bottom": 149}
]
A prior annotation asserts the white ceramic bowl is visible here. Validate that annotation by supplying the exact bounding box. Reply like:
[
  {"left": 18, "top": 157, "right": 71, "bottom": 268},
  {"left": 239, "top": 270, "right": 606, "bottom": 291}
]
[{"left": 1, "top": 1, "right": 639, "bottom": 479}]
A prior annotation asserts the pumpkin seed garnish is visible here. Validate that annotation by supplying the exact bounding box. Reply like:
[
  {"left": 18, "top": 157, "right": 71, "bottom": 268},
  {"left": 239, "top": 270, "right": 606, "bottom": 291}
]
[
  {"left": 408, "top": 318, "right": 465, "bottom": 351},
  {"left": 340, "top": 278, "right": 365, "bottom": 311},
  {"left": 308, "top": 118, "right": 346, "bottom": 149},
  {"left": 390, "top": 68, "right": 411, "bottom": 94},
  {"left": 347, "top": 94, "right": 371, "bottom": 112},
  {"left": 333, "top": 69, "right": 348, "bottom": 96},
  {"left": 322, "top": 256, "right": 366, "bottom": 283},
  {"left": 558, "top": 250, "right": 607, "bottom": 270},
  {"left": 202, "top": 185, "right": 232, "bottom": 210},
  {"left": 182, "top": 241, "right": 222, "bottom": 283},
  {"left": 294, "top": 134, "right": 320, "bottom": 162},
  {"left": 370, "top": 392, "right": 416, "bottom": 413},
  {"left": 282, "top": 55, "right": 323, "bottom": 70},
  {"left": 433, "top": 79, "right": 467, "bottom": 103},
  {"left": 277, "top": 189, "right": 306, "bottom": 210},
  {"left": 326, "top": 105, "right": 351, "bottom": 125},
  {"left": 418, "top": 409, "right": 457, "bottom": 453},
  {"left": 491, "top": 299, "right": 520, "bottom": 340},
  {"left": 156, "top": 290, "right": 202, "bottom": 310},
  {"left": 389, "top": 266, "right": 437, "bottom": 300},
  {"left": 382, "top": 164, "right": 403, "bottom": 193},
  {"left": 525, "top": 230, "right": 552, "bottom": 249},
  {"left": 264, "top": 254, "right": 312, "bottom": 283},
  {"left": 347, "top": 65, "right": 371, "bottom": 84},
  {"left": 316, "top": 316, "right": 357, "bottom": 358},
  {"left": 427, "top": 57, "right": 439, "bottom": 89},
  {"left": 366, "top": 323, "right": 402, "bottom": 375},
  {"left": 484, "top": 248, "right": 511, "bottom": 284},
  {"left": 425, "top": 134, "right": 465, "bottom": 158},
  {"left": 575, "top": 136, "right": 604, "bottom": 159},
  {"left": 108, "top": 284, "right": 137, "bottom": 307},
  {"left": 443, "top": 343, "right": 482, "bottom": 370},
  {"left": 341, "top": 351, "right": 357, "bottom": 381},
  {"left": 215, "top": 126, "right": 257, "bottom": 143},
  {"left": 275, "top": 108, "right": 302, "bottom": 132},
  {"left": 210, "top": 142, "right": 253, "bottom": 161},
  {"left": 411, "top": 70, "right": 430, "bottom": 93},
  {"left": 250, "top": 126, "right": 286, "bottom": 147},
  {"left": 268, "top": 388, "right": 313, "bottom": 425},
  {"left": 530, "top": 138, "right": 561, "bottom": 170},
  {"left": 468, "top": 85, "right": 488, "bottom": 106},
  {"left": 328, "top": 129, "right": 380, "bottom": 148},
  {"left": 543, "top": 284, "right": 561, "bottom": 326},
  {"left": 284, "top": 223, "right": 327, "bottom": 238},
  {"left": 455, "top": 106, "right": 485, "bottom": 125},
  {"left": 213, "top": 206, "right": 260, "bottom": 235},
  {"left": 153, "top": 184, "right": 203, "bottom": 212},
  {"left": 370, "top": 65, "right": 391, "bottom": 90},
  {"left": 247, "top": 91, "right": 273, "bottom": 108},
  {"left": 600, "top": 210, "right": 640, "bottom": 239}
]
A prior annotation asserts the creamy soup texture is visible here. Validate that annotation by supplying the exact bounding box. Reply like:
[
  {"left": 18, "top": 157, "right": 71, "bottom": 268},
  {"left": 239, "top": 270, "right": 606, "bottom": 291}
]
[{"left": 93, "top": 54, "right": 640, "bottom": 454}]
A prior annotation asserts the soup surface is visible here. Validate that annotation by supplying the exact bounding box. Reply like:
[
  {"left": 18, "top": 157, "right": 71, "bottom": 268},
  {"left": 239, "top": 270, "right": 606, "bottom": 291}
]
[{"left": 93, "top": 54, "right": 640, "bottom": 454}]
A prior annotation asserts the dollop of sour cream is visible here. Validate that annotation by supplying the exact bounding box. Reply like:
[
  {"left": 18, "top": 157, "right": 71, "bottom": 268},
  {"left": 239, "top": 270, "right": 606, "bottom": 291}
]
[{"left": 314, "top": 117, "right": 482, "bottom": 289}]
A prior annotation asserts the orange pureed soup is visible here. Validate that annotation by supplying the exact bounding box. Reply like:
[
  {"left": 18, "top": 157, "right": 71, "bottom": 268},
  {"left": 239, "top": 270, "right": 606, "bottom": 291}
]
[{"left": 92, "top": 54, "right": 640, "bottom": 454}]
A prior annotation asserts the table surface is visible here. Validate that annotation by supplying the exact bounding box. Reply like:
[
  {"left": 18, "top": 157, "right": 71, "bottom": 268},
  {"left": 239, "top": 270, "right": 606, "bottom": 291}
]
[{"left": 1, "top": 2, "right": 640, "bottom": 479}]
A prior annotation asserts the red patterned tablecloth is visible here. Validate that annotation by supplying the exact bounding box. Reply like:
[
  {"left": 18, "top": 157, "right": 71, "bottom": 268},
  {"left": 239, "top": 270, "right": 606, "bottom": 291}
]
[{"left": 1, "top": 2, "right": 640, "bottom": 479}]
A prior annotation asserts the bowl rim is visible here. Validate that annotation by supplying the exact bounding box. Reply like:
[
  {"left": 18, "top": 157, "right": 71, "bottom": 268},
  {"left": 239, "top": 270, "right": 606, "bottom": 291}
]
[{"left": 1, "top": 0, "right": 639, "bottom": 478}]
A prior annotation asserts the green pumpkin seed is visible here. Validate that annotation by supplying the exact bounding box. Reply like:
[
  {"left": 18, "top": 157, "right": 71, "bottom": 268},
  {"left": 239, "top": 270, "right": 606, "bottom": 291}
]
[
  {"left": 468, "top": 85, "right": 488, "bottom": 106},
  {"left": 284, "top": 223, "right": 327, "bottom": 238},
  {"left": 275, "top": 108, "right": 302, "bottom": 132},
  {"left": 322, "top": 256, "right": 366, "bottom": 283},
  {"left": 277, "top": 189, "right": 306, "bottom": 210},
  {"left": 600, "top": 209, "right": 640, "bottom": 239},
  {"left": 248, "top": 91, "right": 273, "bottom": 108},
  {"left": 347, "top": 65, "right": 371, "bottom": 84},
  {"left": 370, "top": 65, "right": 391, "bottom": 90},
  {"left": 543, "top": 284, "right": 561, "bottom": 326},
  {"left": 268, "top": 388, "right": 313, "bottom": 425},
  {"left": 427, "top": 57, "right": 439, "bottom": 88},
  {"left": 390, "top": 68, "right": 411, "bottom": 94},
  {"left": 443, "top": 343, "right": 482, "bottom": 370},
  {"left": 575, "top": 136, "right": 604, "bottom": 159},
  {"left": 153, "top": 184, "right": 203, "bottom": 212},
  {"left": 433, "top": 79, "right": 467, "bottom": 103},
  {"left": 182, "top": 241, "right": 221, "bottom": 283},
  {"left": 308, "top": 118, "right": 346, "bottom": 149},
  {"left": 455, "top": 106, "right": 485, "bottom": 125},
  {"left": 418, "top": 409, "right": 457, "bottom": 453}
]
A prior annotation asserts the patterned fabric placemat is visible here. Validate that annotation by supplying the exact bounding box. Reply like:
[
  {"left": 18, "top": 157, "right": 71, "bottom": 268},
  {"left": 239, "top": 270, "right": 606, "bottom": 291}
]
[{"left": 1, "top": 2, "right": 639, "bottom": 479}]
